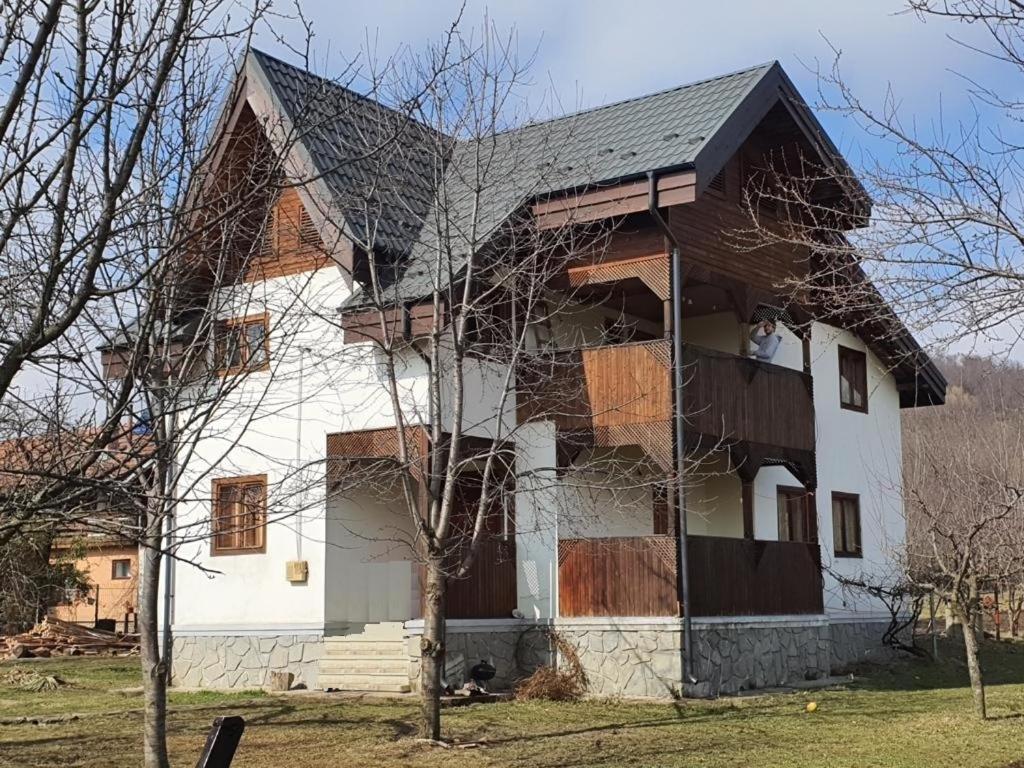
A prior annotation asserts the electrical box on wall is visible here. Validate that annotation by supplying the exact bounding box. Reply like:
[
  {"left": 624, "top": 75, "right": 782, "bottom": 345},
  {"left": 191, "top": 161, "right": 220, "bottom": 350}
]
[{"left": 285, "top": 560, "right": 309, "bottom": 583}]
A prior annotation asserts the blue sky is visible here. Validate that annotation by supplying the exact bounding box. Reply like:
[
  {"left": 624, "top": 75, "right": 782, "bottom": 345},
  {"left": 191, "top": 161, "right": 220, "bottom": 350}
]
[
  {"left": 254, "top": 0, "right": 1003, "bottom": 164},
  {"left": 253, "top": 0, "right": 1019, "bottom": 356}
]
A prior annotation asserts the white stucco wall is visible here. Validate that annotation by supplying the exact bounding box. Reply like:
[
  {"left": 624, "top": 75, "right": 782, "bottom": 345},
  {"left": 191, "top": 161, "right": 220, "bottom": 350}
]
[
  {"left": 514, "top": 422, "right": 559, "bottom": 620},
  {"left": 171, "top": 263, "right": 441, "bottom": 633},
  {"left": 324, "top": 484, "right": 419, "bottom": 628},
  {"left": 169, "top": 265, "right": 909, "bottom": 633},
  {"left": 171, "top": 254, "right": 526, "bottom": 635},
  {"left": 810, "top": 322, "right": 905, "bottom": 618}
]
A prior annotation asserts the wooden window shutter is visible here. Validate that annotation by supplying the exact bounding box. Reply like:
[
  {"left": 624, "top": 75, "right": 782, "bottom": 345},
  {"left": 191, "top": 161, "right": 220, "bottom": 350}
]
[{"left": 212, "top": 475, "right": 267, "bottom": 554}]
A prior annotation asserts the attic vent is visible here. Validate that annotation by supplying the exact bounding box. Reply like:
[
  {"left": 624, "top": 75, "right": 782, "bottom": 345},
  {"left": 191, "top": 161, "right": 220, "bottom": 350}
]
[
  {"left": 707, "top": 168, "right": 726, "bottom": 196},
  {"left": 299, "top": 207, "right": 320, "bottom": 248}
]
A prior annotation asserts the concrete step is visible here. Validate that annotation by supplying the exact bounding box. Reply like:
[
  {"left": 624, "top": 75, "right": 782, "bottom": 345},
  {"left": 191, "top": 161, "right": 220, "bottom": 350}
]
[
  {"left": 331, "top": 622, "right": 406, "bottom": 638},
  {"left": 323, "top": 641, "right": 406, "bottom": 657},
  {"left": 319, "top": 673, "right": 411, "bottom": 693},
  {"left": 325, "top": 633, "right": 406, "bottom": 644},
  {"left": 319, "top": 659, "right": 409, "bottom": 676},
  {"left": 321, "top": 653, "right": 408, "bottom": 665}
]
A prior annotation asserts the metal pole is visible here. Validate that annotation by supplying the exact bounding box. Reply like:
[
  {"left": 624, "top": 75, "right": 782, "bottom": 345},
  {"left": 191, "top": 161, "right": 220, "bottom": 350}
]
[
  {"left": 647, "top": 170, "right": 696, "bottom": 688},
  {"left": 160, "top": 406, "right": 176, "bottom": 681},
  {"left": 671, "top": 244, "right": 695, "bottom": 686}
]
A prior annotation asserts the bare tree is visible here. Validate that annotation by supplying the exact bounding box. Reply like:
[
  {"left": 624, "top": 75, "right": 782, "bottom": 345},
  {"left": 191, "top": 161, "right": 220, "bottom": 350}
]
[
  {"left": 278, "top": 22, "right": 696, "bottom": 738},
  {"left": 0, "top": 3, "right": 335, "bottom": 766},
  {"left": 716, "top": 0, "right": 1024, "bottom": 720},
  {"left": 902, "top": 391, "right": 1024, "bottom": 718}
]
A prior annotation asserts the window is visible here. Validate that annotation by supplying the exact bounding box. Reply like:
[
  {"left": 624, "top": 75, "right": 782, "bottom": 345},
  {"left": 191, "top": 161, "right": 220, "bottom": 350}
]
[
  {"left": 212, "top": 475, "right": 267, "bottom": 554},
  {"left": 777, "top": 487, "right": 816, "bottom": 543},
  {"left": 111, "top": 559, "right": 132, "bottom": 580},
  {"left": 215, "top": 315, "right": 269, "bottom": 374},
  {"left": 838, "top": 345, "right": 868, "bottom": 412},
  {"left": 832, "top": 492, "right": 862, "bottom": 557}
]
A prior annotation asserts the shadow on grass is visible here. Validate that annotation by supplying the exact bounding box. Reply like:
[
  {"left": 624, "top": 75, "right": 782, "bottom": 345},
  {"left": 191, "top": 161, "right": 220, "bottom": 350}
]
[
  {"left": 846, "top": 638, "right": 1024, "bottom": 694},
  {"left": 465, "top": 699, "right": 786, "bottom": 746}
]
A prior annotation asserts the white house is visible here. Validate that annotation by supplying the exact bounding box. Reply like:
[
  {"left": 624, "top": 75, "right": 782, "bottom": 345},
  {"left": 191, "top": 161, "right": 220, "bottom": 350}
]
[{"left": 146, "top": 51, "right": 945, "bottom": 697}]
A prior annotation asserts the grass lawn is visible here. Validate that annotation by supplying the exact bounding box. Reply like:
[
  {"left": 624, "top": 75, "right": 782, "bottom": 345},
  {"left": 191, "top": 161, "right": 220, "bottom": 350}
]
[{"left": 1, "top": 640, "right": 1023, "bottom": 768}]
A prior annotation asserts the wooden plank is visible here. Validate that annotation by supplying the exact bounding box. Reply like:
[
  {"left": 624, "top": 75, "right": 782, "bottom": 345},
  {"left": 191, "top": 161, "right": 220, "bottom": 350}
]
[
  {"left": 558, "top": 537, "right": 677, "bottom": 617},
  {"left": 686, "top": 536, "right": 823, "bottom": 616},
  {"left": 195, "top": 716, "right": 246, "bottom": 768},
  {"left": 533, "top": 172, "right": 697, "bottom": 229}
]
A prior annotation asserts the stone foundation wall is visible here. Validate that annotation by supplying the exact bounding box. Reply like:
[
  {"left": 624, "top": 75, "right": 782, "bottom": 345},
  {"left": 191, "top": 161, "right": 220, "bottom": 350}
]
[
  {"left": 407, "top": 622, "right": 550, "bottom": 691},
  {"left": 406, "top": 618, "right": 891, "bottom": 698},
  {"left": 172, "top": 634, "right": 323, "bottom": 690},
  {"left": 829, "top": 620, "right": 896, "bottom": 671},
  {"left": 690, "top": 621, "right": 829, "bottom": 695},
  {"left": 169, "top": 618, "right": 896, "bottom": 696},
  {"left": 555, "top": 624, "right": 683, "bottom": 698}
]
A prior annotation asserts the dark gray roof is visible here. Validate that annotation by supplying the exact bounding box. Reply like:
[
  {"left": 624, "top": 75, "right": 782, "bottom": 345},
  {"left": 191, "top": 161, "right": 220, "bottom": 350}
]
[
  {"left": 246, "top": 53, "right": 854, "bottom": 312},
  {"left": 374, "top": 62, "right": 777, "bottom": 305},
  {"left": 250, "top": 49, "right": 444, "bottom": 255}
]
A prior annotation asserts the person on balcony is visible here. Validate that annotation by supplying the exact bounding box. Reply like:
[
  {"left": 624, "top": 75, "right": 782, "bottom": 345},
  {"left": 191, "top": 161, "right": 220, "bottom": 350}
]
[{"left": 749, "top": 319, "right": 781, "bottom": 362}]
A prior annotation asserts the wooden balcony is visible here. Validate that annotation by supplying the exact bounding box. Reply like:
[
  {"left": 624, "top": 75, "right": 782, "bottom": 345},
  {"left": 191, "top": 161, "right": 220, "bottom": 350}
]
[
  {"left": 680, "top": 345, "right": 814, "bottom": 455},
  {"left": 557, "top": 535, "right": 823, "bottom": 618},
  {"left": 517, "top": 340, "right": 815, "bottom": 457},
  {"left": 517, "top": 339, "right": 673, "bottom": 429}
]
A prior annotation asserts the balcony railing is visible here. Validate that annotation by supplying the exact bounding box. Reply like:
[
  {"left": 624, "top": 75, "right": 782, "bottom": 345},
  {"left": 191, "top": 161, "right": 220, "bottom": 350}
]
[
  {"left": 680, "top": 345, "right": 814, "bottom": 454},
  {"left": 557, "top": 535, "right": 823, "bottom": 618},
  {"left": 517, "top": 339, "right": 672, "bottom": 428},
  {"left": 517, "top": 340, "right": 814, "bottom": 454}
]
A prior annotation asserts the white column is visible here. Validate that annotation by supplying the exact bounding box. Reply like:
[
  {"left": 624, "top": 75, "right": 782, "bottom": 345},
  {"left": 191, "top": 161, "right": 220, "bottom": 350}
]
[{"left": 515, "top": 422, "right": 559, "bottom": 620}]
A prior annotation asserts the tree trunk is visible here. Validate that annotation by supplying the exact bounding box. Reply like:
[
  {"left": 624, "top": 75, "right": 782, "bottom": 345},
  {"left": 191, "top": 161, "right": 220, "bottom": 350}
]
[
  {"left": 952, "top": 600, "right": 987, "bottom": 720},
  {"left": 419, "top": 555, "right": 446, "bottom": 741},
  {"left": 139, "top": 532, "right": 170, "bottom": 768}
]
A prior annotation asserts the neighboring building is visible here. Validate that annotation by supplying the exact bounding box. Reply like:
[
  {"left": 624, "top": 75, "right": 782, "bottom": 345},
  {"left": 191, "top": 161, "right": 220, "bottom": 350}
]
[
  {"left": 50, "top": 536, "right": 138, "bottom": 631},
  {"left": 137, "top": 51, "right": 945, "bottom": 695},
  {"left": 0, "top": 431, "right": 144, "bottom": 632}
]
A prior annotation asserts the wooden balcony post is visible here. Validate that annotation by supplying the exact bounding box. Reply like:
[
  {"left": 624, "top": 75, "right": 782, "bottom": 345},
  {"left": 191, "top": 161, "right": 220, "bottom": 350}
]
[{"left": 741, "top": 481, "right": 754, "bottom": 539}]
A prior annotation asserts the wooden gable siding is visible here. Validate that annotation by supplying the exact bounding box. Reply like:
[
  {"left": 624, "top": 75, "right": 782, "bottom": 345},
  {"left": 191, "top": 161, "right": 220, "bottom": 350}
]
[
  {"left": 242, "top": 186, "right": 331, "bottom": 282},
  {"left": 667, "top": 187, "right": 808, "bottom": 295}
]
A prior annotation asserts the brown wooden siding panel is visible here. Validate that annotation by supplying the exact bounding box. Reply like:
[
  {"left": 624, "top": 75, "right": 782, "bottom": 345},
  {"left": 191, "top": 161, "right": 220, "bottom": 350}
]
[
  {"left": 558, "top": 537, "right": 678, "bottom": 617},
  {"left": 533, "top": 172, "right": 697, "bottom": 229},
  {"left": 519, "top": 341, "right": 814, "bottom": 455},
  {"left": 445, "top": 538, "right": 518, "bottom": 619},
  {"left": 686, "top": 536, "right": 823, "bottom": 617},
  {"left": 666, "top": 196, "right": 808, "bottom": 293},
  {"left": 681, "top": 345, "right": 815, "bottom": 453},
  {"left": 557, "top": 535, "right": 823, "bottom": 618},
  {"left": 518, "top": 339, "right": 672, "bottom": 427},
  {"left": 243, "top": 187, "right": 331, "bottom": 281}
]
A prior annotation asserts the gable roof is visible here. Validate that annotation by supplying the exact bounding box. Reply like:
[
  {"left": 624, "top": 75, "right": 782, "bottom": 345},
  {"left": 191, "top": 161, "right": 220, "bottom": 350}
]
[
  {"left": 248, "top": 53, "right": 854, "bottom": 308},
  {"left": 372, "top": 61, "right": 801, "bottom": 305},
  {"left": 249, "top": 49, "right": 443, "bottom": 255},
  {"left": 241, "top": 50, "right": 941, "bottom": 405}
]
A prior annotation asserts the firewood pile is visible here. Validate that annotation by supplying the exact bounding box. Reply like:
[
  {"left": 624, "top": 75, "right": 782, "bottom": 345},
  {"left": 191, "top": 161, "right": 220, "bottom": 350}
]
[{"left": 1, "top": 617, "right": 139, "bottom": 659}]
